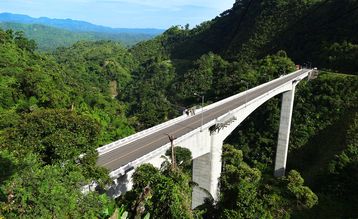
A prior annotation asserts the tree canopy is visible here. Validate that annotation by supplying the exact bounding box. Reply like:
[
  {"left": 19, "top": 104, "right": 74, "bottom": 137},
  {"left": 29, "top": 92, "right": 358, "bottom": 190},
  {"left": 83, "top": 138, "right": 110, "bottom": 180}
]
[{"left": 1, "top": 0, "right": 357, "bottom": 217}]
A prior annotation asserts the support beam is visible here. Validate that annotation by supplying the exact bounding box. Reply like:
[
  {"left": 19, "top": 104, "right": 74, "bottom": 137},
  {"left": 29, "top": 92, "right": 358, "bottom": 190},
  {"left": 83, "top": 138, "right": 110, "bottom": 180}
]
[
  {"left": 274, "top": 86, "right": 296, "bottom": 177},
  {"left": 192, "top": 132, "right": 223, "bottom": 209}
]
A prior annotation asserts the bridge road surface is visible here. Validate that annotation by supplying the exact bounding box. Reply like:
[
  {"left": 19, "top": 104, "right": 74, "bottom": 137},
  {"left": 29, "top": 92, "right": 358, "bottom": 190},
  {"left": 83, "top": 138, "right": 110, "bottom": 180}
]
[{"left": 97, "top": 69, "right": 310, "bottom": 171}]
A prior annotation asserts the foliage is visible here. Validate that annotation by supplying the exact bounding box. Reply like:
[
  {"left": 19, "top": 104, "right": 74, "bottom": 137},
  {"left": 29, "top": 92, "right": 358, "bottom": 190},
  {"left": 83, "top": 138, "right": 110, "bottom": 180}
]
[
  {"left": 321, "top": 41, "right": 358, "bottom": 74},
  {"left": 131, "top": 0, "right": 358, "bottom": 74},
  {"left": 118, "top": 163, "right": 193, "bottom": 219},
  {"left": 219, "top": 145, "right": 266, "bottom": 218},
  {"left": 328, "top": 114, "right": 358, "bottom": 175},
  {"left": 1, "top": 109, "right": 100, "bottom": 163},
  {"left": 54, "top": 40, "right": 135, "bottom": 92},
  {"left": 227, "top": 72, "right": 358, "bottom": 170},
  {"left": 0, "top": 22, "right": 157, "bottom": 51},
  {"left": 165, "top": 146, "right": 192, "bottom": 172},
  {"left": 1, "top": 0, "right": 357, "bottom": 216},
  {"left": 289, "top": 111, "right": 358, "bottom": 218},
  {"left": 0, "top": 30, "right": 71, "bottom": 111},
  {"left": 0, "top": 28, "right": 122, "bottom": 218},
  {"left": 0, "top": 150, "right": 113, "bottom": 218},
  {"left": 285, "top": 170, "right": 318, "bottom": 209},
  {"left": 213, "top": 145, "right": 317, "bottom": 219},
  {"left": 321, "top": 113, "right": 358, "bottom": 216},
  {"left": 53, "top": 40, "right": 136, "bottom": 142},
  {"left": 124, "top": 57, "right": 176, "bottom": 129}
]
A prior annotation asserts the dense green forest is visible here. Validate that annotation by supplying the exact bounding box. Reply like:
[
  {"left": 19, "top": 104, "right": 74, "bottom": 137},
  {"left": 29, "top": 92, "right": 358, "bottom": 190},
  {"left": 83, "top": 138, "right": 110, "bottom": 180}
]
[
  {"left": 131, "top": 0, "right": 358, "bottom": 75},
  {"left": 0, "top": 22, "right": 157, "bottom": 51},
  {"left": 1, "top": 0, "right": 358, "bottom": 218}
]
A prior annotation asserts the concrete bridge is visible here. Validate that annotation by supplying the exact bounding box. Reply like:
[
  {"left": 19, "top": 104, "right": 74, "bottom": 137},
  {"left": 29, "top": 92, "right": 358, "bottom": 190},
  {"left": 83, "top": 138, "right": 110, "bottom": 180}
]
[{"left": 96, "top": 68, "right": 317, "bottom": 208}]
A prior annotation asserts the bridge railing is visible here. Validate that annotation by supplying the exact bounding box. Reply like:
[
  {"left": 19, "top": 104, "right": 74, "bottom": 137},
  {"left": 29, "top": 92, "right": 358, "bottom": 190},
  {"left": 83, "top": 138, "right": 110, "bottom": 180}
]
[
  {"left": 200, "top": 69, "right": 306, "bottom": 114},
  {"left": 97, "top": 114, "right": 189, "bottom": 155},
  {"left": 98, "top": 69, "right": 308, "bottom": 156},
  {"left": 109, "top": 141, "right": 172, "bottom": 178}
]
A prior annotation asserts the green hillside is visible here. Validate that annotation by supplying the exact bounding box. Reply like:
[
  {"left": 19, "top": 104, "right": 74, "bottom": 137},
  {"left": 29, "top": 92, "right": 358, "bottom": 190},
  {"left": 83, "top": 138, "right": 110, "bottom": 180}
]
[
  {"left": 126, "top": 0, "right": 358, "bottom": 217},
  {"left": 1, "top": 0, "right": 358, "bottom": 218},
  {"left": 0, "top": 22, "right": 155, "bottom": 51},
  {"left": 131, "top": 0, "right": 358, "bottom": 75}
]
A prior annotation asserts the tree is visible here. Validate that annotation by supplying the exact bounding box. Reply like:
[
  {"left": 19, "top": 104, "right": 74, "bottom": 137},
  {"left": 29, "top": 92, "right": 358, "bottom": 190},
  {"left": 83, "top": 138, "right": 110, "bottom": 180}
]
[
  {"left": 218, "top": 144, "right": 266, "bottom": 219},
  {"left": 0, "top": 150, "right": 112, "bottom": 218},
  {"left": 120, "top": 163, "right": 193, "bottom": 219},
  {"left": 285, "top": 170, "right": 318, "bottom": 209},
  {"left": 13, "top": 31, "right": 37, "bottom": 52},
  {"left": 215, "top": 145, "right": 318, "bottom": 218},
  {"left": 165, "top": 146, "right": 192, "bottom": 172},
  {"left": 125, "top": 58, "right": 175, "bottom": 130},
  {"left": 1, "top": 109, "right": 101, "bottom": 164}
]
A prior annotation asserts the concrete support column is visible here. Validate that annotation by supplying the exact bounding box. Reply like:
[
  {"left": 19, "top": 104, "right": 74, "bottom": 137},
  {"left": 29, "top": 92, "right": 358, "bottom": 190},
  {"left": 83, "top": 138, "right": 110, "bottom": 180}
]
[
  {"left": 192, "top": 132, "right": 223, "bottom": 209},
  {"left": 209, "top": 131, "right": 223, "bottom": 201},
  {"left": 192, "top": 153, "right": 211, "bottom": 209},
  {"left": 274, "top": 86, "right": 296, "bottom": 177}
]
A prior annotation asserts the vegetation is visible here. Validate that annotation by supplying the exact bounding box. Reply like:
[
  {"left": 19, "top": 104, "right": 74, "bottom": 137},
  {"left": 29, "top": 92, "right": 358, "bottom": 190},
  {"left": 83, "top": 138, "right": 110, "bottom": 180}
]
[
  {"left": 0, "top": 150, "right": 113, "bottom": 218},
  {"left": 288, "top": 111, "right": 358, "bottom": 218},
  {"left": 116, "top": 147, "right": 195, "bottom": 218},
  {"left": 215, "top": 144, "right": 317, "bottom": 218},
  {"left": 0, "top": 22, "right": 157, "bottom": 51},
  {"left": 0, "top": 28, "right": 130, "bottom": 218},
  {"left": 131, "top": 0, "right": 358, "bottom": 75},
  {"left": 1, "top": 0, "right": 358, "bottom": 218}
]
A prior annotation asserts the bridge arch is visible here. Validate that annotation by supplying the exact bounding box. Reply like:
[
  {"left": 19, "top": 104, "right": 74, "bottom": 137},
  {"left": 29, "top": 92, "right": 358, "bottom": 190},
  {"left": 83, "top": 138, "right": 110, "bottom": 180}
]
[
  {"left": 95, "top": 69, "right": 315, "bottom": 208},
  {"left": 183, "top": 81, "right": 299, "bottom": 208},
  {"left": 175, "top": 79, "right": 295, "bottom": 160}
]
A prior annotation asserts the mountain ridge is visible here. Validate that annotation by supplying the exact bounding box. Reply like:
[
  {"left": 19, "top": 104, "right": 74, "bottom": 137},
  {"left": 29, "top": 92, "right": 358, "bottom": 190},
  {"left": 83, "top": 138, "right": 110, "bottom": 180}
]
[
  {"left": 0, "top": 12, "right": 165, "bottom": 35},
  {"left": 131, "top": 0, "right": 358, "bottom": 75},
  {"left": 0, "top": 21, "right": 158, "bottom": 50}
]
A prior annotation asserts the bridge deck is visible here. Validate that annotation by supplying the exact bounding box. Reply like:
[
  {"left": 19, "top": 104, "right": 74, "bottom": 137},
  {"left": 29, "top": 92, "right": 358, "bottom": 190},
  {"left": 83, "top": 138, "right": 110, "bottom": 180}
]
[{"left": 97, "top": 69, "right": 310, "bottom": 171}]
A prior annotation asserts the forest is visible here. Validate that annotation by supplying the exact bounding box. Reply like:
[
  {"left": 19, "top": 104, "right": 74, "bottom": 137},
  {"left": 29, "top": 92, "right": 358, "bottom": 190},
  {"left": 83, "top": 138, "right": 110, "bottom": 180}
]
[
  {"left": 1, "top": 0, "right": 358, "bottom": 218},
  {"left": 0, "top": 22, "right": 157, "bottom": 51}
]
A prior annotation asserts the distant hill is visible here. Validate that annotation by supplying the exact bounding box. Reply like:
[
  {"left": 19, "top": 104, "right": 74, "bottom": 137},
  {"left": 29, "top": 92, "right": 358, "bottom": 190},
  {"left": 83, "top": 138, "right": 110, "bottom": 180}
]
[
  {"left": 0, "top": 22, "right": 157, "bottom": 51},
  {"left": 0, "top": 12, "right": 164, "bottom": 35}
]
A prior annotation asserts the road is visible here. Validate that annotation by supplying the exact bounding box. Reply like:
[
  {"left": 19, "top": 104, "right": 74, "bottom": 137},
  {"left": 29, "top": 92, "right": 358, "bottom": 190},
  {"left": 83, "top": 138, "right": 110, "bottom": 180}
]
[{"left": 97, "top": 69, "right": 310, "bottom": 171}]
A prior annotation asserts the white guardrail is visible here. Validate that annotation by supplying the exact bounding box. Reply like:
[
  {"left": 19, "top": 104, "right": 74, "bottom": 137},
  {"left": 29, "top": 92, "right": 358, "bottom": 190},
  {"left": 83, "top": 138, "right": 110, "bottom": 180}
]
[
  {"left": 98, "top": 69, "right": 310, "bottom": 156},
  {"left": 108, "top": 69, "right": 312, "bottom": 178},
  {"left": 97, "top": 114, "right": 188, "bottom": 155}
]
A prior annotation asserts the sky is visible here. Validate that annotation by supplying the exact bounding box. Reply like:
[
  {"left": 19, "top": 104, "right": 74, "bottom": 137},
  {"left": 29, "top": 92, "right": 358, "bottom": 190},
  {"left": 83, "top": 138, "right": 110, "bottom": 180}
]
[{"left": 0, "top": 0, "right": 235, "bottom": 29}]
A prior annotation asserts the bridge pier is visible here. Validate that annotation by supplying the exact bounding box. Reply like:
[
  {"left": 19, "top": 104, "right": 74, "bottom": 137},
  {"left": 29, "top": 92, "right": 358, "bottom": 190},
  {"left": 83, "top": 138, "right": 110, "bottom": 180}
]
[
  {"left": 192, "top": 131, "right": 223, "bottom": 209},
  {"left": 274, "top": 86, "right": 296, "bottom": 177}
]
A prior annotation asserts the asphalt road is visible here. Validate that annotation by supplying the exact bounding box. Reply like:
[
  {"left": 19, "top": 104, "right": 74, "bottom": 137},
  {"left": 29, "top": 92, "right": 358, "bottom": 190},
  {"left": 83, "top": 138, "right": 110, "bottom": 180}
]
[{"left": 97, "top": 69, "right": 310, "bottom": 171}]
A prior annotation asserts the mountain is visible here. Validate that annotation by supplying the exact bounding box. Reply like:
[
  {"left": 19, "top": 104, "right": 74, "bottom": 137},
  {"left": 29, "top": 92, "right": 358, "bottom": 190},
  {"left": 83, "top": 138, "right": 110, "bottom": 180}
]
[
  {"left": 128, "top": 0, "right": 358, "bottom": 217},
  {"left": 0, "top": 22, "right": 157, "bottom": 50},
  {"left": 131, "top": 0, "right": 358, "bottom": 75},
  {"left": 1, "top": 1, "right": 357, "bottom": 218},
  {"left": 0, "top": 12, "right": 164, "bottom": 35}
]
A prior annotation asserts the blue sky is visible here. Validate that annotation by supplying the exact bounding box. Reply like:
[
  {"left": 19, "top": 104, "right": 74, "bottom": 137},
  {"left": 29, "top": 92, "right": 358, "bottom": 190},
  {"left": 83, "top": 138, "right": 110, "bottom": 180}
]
[{"left": 0, "top": 0, "right": 235, "bottom": 29}]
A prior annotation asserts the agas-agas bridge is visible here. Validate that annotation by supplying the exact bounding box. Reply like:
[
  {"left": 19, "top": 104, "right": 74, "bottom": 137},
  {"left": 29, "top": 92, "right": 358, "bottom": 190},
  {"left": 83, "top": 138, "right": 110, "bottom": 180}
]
[{"left": 95, "top": 68, "right": 317, "bottom": 208}]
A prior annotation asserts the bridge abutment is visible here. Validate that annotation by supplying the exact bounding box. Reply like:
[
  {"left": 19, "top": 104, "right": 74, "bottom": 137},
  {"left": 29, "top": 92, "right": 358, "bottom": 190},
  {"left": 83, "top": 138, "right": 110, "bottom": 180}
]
[
  {"left": 274, "top": 86, "right": 296, "bottom": 177},
  {"left": 192, "top": 132, "right": 223, "bottom": 209}
]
